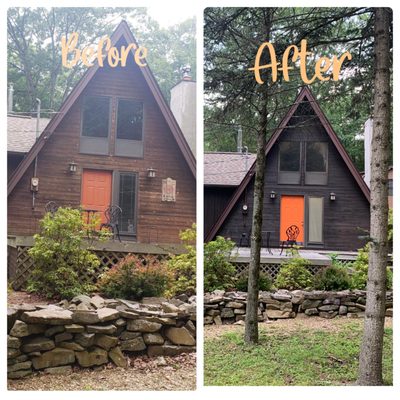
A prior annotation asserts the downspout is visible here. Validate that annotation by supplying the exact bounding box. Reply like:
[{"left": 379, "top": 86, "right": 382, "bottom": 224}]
[{"left": 32, "top": 98, "right": 41, "bottom": 209}]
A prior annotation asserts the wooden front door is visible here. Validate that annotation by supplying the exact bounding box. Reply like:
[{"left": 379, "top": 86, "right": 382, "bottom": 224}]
[
  {"left": 81, "top": 170, "right": 112, "bottom": 225},
  {"left": 280, "top": 195, "right": 304, "bottom": 243}
]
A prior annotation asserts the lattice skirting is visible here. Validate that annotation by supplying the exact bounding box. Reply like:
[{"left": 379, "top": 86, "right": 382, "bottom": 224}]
[
  {"left": 234, "top": 262, "right": 325, "bottom": 281},
  {"left": 8, "top": 246, "right": 170, "bottom": 290}
]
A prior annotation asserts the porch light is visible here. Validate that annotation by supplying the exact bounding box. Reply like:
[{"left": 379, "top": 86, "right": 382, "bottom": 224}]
[
  {"left": 270, "top": 191, "right": 276, "bottom": 199},
  {"left": 68, "top": 161, "right": 77, "bottom": 173},
  {"left": 147, "top": 167, "right": 156, "bottom": 178},
  {"left": 330, "top": 192, "right": 336, "bottom": 201}
]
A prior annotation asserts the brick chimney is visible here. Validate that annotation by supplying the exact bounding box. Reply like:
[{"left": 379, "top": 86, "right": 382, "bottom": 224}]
[{"left": 170, "top": 65, "right": 196, "bottom": 156}]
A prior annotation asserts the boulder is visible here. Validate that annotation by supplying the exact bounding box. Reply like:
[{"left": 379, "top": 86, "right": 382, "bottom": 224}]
[
  {"left": 71, "top": 310, "right": 100, "bottom": 324},
  {"left": 271, "top": 290, "right": 292, "bottom": 301},
  {"left": 206, "top": 309, "right": 220, "bottom": 317},
  {"left": 120, "top": 336, "right": 146, "bottom": 352},
  {"left": 94, "top": 334, "right": 118, "bottom": 350},
  {"left": 143, "top": 333, "right": 164, "bottom": 345},
  {"left": 318, "top": 305, "right": 339, "bottom": 312},
  {"left": 32, "top": 348, "right": 75, "bottom": 369},
  {"left": 319, "top": 311, "right": 338, "bottom": 319},
  {"left": 75, "top": 347, "right": 108, "bottom": 367},
  {"left": 213, "top": 315, "right": 222, "bottom": 325},
  {"left": 108, "top": 346, "right": 127, "bottom": 368},
  {"left": 266, "top": 309, "right": 293, "bottom": 319},
  {"left": 165, "top": 327, "right": 196, "bottom": 346},
  {"left": 8, "top": 348, "right": 21, "bottom": 359},
  {"left": 44, "top": 366, "right": 72, "bottom": 375},
  {"left": 126, "top": 319, "right": 162, "bottom": 332},
  {"left": 54, "top": 332, "right": 73, "bottom": 343},
  {"left": 90, "top": 295, "right": 105, "bottom": 309},
  {"left": 114, "top": 318, "right": 127, "bottom": 327},
  {"left": 322, "top": 298, "right": 341, "bottom": 305},
  {"left": 220, "top": 308, "right": 234, "bottom": 318},
  {"left": 71, "top": 294, "right": 92, "bottom": 306},
  {"left": 118, "top": 310, "right": 140, "bottom": 319},
  {"left": 21, "top": 309, "right": 73, "bottom": 325},
  {"left": 7, "top": 360, "right": 32, "bottom": 372},
  {"left": 10, "top": 320, "right": 46, "bottom": 337},
  {"left": 161, "top": 302, "right": 180, "bottom": 313},
  {"left": 141, "top": 297, "right": 167, "bottom": 305},
  {"left": 75, "top": 332, "right": 96, "bottom": 347},
  {"left": 225, "top": 301, "right": 245, "bottom": 309},
  {"left": 147, "top": 344, "right": 196, "bottom": 357},
  {"left": 7, "top": 335, "right": 21, "bottom": 349},
  {"left": 185, "top": 320, "right": 196, "bottom": 337},
  {"left": 7, "top": 308, "right": 18, "bottom": 333},
  {"left": 87, "top": 324, "right": 117, "bottom": 335},
  {"left": 45, "top": 325, "right": 65, "bottom": 337},
  {"left": 58, "top": 341, "right": 85, "bottom": 351},
  {"left": 96, "top": 308, "right": 120, "bottom": 322},
  {"left": 304, "top": 308, "right": 319, "bottom": 316},
  {"left": 120, "top": 331, "right": 142, "bottom": 340},
  {"left": 7, "top": 369, "right": 33, "bottom": 379},
  {"left": 339, "top": 305, "right": 348, "bottom": 315},
  {"left": 301, "top": 299, "right": 322, "bottom": 310},
  {"left": 64, "top": 324, "right": 85, "bottom": 333},
  {"left": 21, "top": 337, "right": 55, "bottom": 353},
  {"left": 8, "top": 354, "right": 28, "bottom": 365}
]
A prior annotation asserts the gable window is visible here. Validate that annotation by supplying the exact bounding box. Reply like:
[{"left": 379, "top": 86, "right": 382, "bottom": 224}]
[
  {"left": 113, "top": 171, "right": 137, "bottom": 235},
  {"left": 80, "top": 96, "right": 110, "bottom": 155},
  {"left": 305, "top": 142, "right": 328, "bottom": 185},
  {"left": 278, "top": 142, "right": 301, "bottom": 184},
  {"left": 115, "top": 99, "right": 144, "bottom": 157}
]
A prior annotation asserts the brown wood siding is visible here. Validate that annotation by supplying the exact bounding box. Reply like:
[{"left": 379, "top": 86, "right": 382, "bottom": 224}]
[
  {"left": 8, "top": 54, "right": 195, "bottom": 244},
  {"left": 216, "top": 113, "right": 370, "bottom": 251},
  {"left": 204, "top": 186, "right": 235, "bottom": 239}
]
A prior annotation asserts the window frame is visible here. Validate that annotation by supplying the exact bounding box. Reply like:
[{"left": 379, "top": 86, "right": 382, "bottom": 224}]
[
  {"left": 112, "top": 171, "right": 138, "bottom": 237},
  {"left": 79, "top": 95, "right": 112, "bottom": 155},
  {"left": 115, "top": 98, "right": 145, "bottom": 158},
  {"left": 306, "top": 196, "right": 324, "bottom": 245},
  {"left": 305, "top": 141, "right": 328, "bottom": 185},
  {"left": 277, "top": 141, "right": 302, "bottom": 184}
]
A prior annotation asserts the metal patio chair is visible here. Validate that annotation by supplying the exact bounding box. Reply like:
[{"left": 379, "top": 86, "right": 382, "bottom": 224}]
[
  {"left": 100, "top": 205, "right": 122, "bottom": 242},
  {"left": 280, "top": 224, "right": 300, "bottom": 255},
  {"left": 44, "top": 201, "right": 59, "bottom": 217}
]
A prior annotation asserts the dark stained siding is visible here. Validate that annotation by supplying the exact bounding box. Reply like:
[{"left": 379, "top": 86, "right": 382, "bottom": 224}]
[
  {"left": 8, "top": 154, "right": 24, "bottom": 179},
  {"left": 217, "top": 108, "right": 370, "bottom": 251},
  {"left": 204, "top": 186, "right": 235, "bottom": 239},
  {"left": 8, "top": 48, "right": 195, "bottom": 244}
]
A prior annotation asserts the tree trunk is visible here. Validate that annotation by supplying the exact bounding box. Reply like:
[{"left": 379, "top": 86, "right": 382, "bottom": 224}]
[{"left": 357, "top": 8, "right": 391, "bottom": 386}]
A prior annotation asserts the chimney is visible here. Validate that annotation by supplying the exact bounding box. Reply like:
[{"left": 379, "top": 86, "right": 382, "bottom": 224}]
[
  {"left": 170, "top": 65, "right": 196, "bottom": 156},
  {"left": 8, "top": 83, "right": 14, "bottom": 113},
  {"left": 363, "top": 118, "right": 373, "bottom": 188}
]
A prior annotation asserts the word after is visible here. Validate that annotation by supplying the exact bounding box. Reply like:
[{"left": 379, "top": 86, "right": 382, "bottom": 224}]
[
  {"left": 249, "top": 39, "right": 351, "bottom": 84},
  {"left": 62, "top": 32, "right": 147, "bottom": 69}
]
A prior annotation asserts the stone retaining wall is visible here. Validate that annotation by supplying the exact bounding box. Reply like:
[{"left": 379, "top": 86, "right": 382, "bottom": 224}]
[
  {"left": 204, "top": 289, "right": 393, "bottom": 325},
  {"left": 8, "top": 294, "right": 196, "bottom": 379}
]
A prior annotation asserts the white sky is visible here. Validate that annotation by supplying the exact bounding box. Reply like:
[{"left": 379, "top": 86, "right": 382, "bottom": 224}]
[{"left": 147, "top": 5, "right": 195, "bottom": 27}]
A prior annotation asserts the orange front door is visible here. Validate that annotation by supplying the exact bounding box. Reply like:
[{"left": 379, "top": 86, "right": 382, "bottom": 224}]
[
  {"left": 81, "top": 170, "right": 112, "bottom": 225},
  {"left": 280, "top": 195, "right": 304, "bottom": 243}
]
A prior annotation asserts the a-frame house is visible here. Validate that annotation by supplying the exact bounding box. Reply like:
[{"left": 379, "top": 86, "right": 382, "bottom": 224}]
[{"left": 205, "top": 86, "right": 370, "bottom": 251}]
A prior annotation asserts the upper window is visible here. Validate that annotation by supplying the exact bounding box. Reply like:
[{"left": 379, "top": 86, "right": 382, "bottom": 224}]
[
  {"left": 82, "top": 96, "right": 110, "bottom": 138},
  {"left": 117, "top": 100, "right": 143, "bottom": 140},
  {"left": 278, "top": 142, "right": 301, "bottom": 184},
  {"left": 305, "top": 142, "right": 328, "bottom": 185}
]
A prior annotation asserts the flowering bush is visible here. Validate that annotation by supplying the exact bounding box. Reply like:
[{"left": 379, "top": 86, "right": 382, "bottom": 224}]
[{"left": 98, "top": 254, "right": 171, "bottom": 300}]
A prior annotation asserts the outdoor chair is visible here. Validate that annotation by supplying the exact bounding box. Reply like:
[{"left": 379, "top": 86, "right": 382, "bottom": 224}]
[
  {"left": 239, "top": 231, "right": 250, "bottom": 247},
  {"left": 44, "top": 201, "right": 59, "bottom": 217},
  {"left": 280, "top": 224, "right": 300, "bottom": 255},
  {"left": 100, "top": 205, "right": 122, "bottom": 242}
]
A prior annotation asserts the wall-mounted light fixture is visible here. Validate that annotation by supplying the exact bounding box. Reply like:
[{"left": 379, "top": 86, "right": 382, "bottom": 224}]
[
  {"left": 270, "top": 191, "right": 276, "bottom": 200},
  {"left": 242, "top": 204, "right": 248, "bottom": 215},
  {"left": 330, "top": 192, "right": 336, "bottom": 201},
  {"left": 68, "top": 161, "right": 77, "bottom": 174},
  {"left": 147, "top": 167, "right": 156, "bottom": 178}
]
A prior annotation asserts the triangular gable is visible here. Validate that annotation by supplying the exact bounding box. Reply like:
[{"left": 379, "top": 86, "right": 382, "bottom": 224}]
[
  {"left": 205, "top": 86, "right": 370, "bottom": 242},
  {"left": 8, "top": 20, "right": 195, "bottom": 196}
]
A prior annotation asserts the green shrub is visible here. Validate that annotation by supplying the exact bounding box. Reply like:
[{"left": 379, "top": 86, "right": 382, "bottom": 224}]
[
  {"left": 313, "top": 265, "right": 351, "bottom": 291},
  {"left": 275, "top": 248, "right": 313, "bottom": 290},
  {"left": 204, "top": 236, "right": 236, "bottom": 292},
  {"left": 165, "top": 224, "right": 196, "bottom": 297},
  {"left": 350, "top": 244, "right": 393, "bottom": 290},
  {"left": 235, "top": 273, "right": 272, "bottom": 292},
  {"left": 98, "top": 254, "right": 171, "bottom": 300},
  {"left": 27, "top": 207, "right": 99, "bottom": 300}
]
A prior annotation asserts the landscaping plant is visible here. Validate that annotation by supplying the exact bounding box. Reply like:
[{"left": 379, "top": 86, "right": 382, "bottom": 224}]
[
  {"left": 165, "top": 224, "right": 196, "bottom": 297},
  {"left": 275, "top": 247, "right": 313, "bottom": 290},
  {"left": 204, "top": 236, "right": 236, "bottom": 292},
  {"left": 236, "top": 272, "right": 272, "bottom": 292},
  {"left": 27, "top": 207, "right": 100, "bottom": 299},
  {"left": 98, "top": 254, "right": 171, "bottom": 300}
]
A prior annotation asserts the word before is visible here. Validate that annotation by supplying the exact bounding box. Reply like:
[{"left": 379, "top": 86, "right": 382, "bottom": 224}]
[
  {"left": 62, "top": 32, "right": 147, "bottom": 69},
  {"left": 249, "top": 39, "right": 351, "bottom": 84}
]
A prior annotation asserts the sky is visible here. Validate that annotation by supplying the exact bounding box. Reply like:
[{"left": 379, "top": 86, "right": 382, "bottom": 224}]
[{"left": 147, "top": 5, "right": 195, "bottom": 27}]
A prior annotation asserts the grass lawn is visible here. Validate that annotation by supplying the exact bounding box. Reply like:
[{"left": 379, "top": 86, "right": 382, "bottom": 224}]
[{"left": 204, "top": 318, "right": 393, "bottom": 386}]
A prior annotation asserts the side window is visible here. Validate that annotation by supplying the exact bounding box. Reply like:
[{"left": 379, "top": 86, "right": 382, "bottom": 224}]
[
  {"left": 115, "top": 99, "right": 144, "bottom": 157},
  {"left": 80, "top": 96, "right": 110, "bottom": 154},
  {"left": 308, "top": 197, "right": 324, "bottom": 243},
  {"left": 278, "top": 141, "right": 301, "bottom": 184},
  {"left": 305, "top": 142, "right": 328, "bottom": 185}
]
